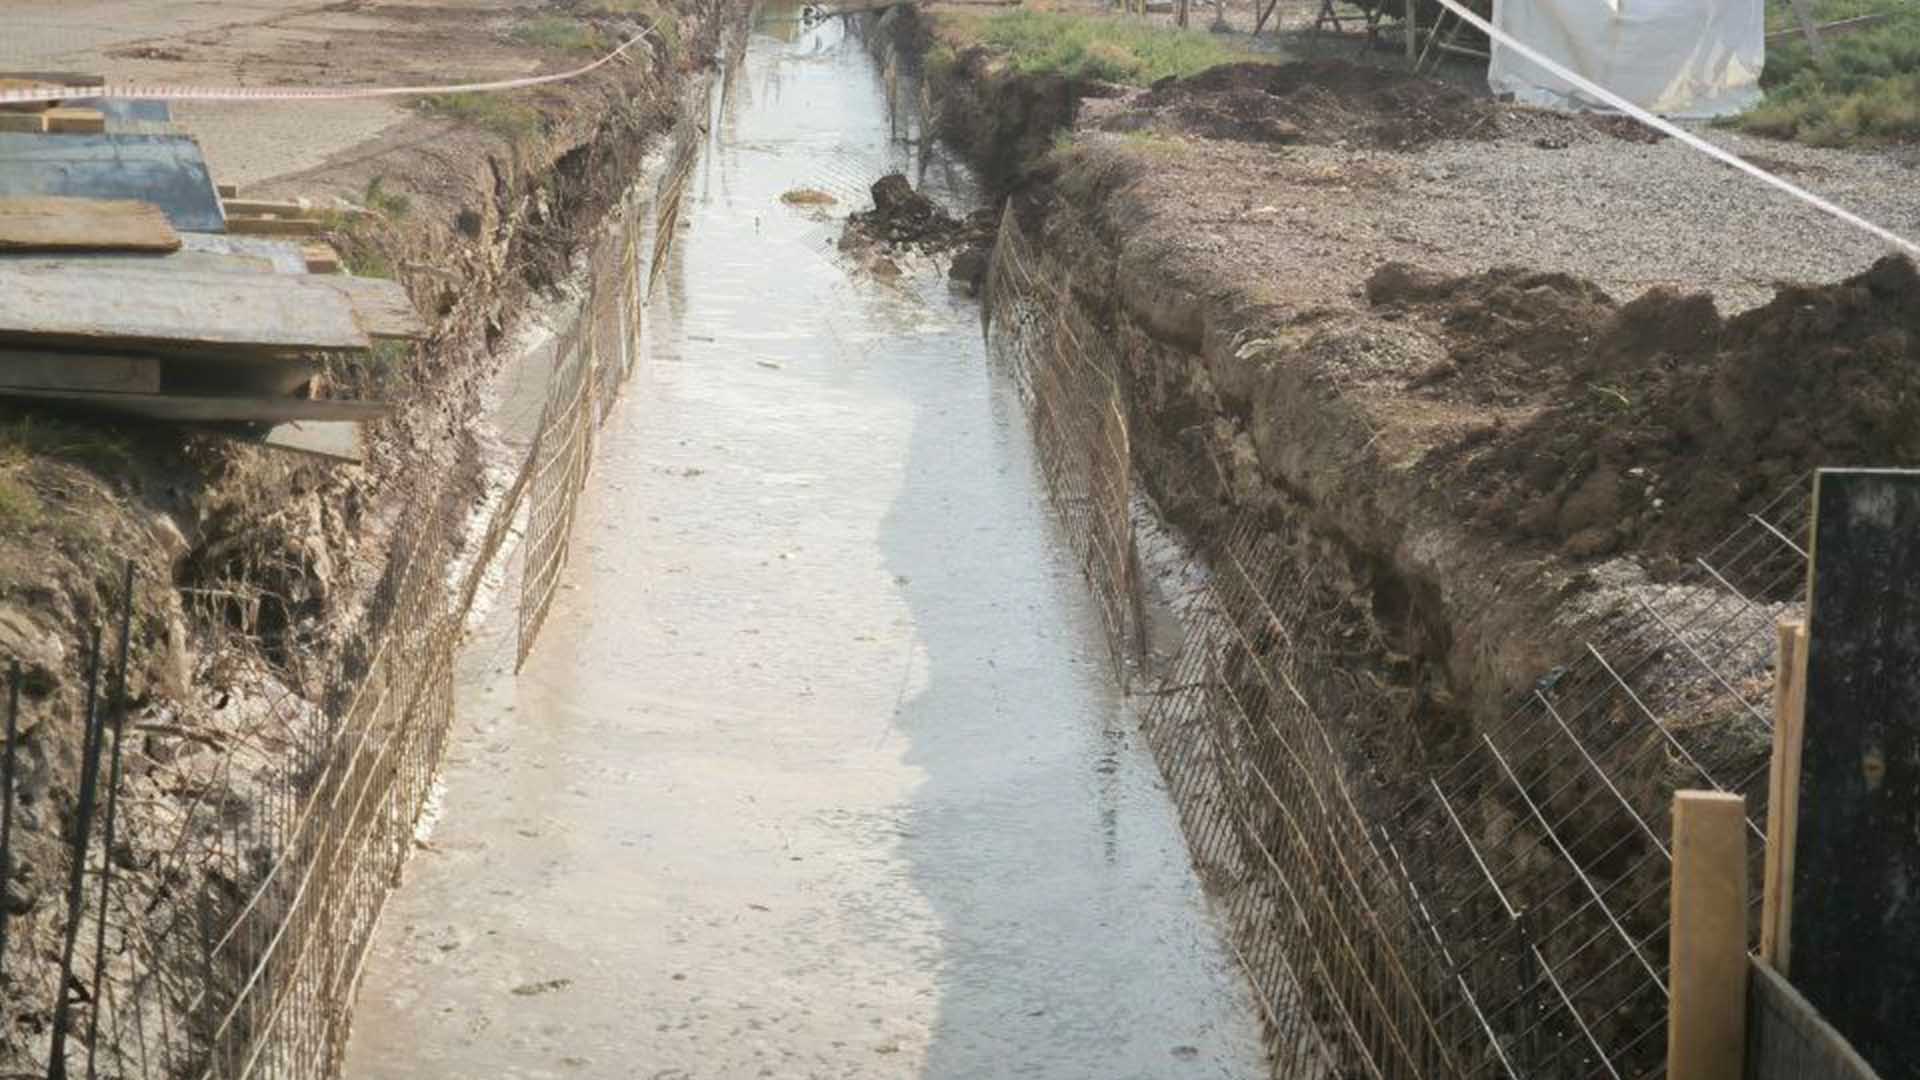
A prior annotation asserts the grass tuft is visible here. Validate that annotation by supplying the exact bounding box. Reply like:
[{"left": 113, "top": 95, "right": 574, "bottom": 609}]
[
  {"left": 511, "top": 15, "right": 607, "bottom": 51},
  {"left": 953, "top": 11, "right": 1263, "bottom": 86},
  {"left": 419, "top": 91, "right": 544, "bottom": 141}
]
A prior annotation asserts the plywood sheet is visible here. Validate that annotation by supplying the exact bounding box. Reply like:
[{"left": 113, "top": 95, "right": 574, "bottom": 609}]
[
  {"left": 0, "top": 263, "right": 371, "bottom": 356},
  {"left": 0, "top": 132, "right": 223, "bottom": 232},
  {"left": 0, "top": 196, "right": 180, "bottom": 252}
]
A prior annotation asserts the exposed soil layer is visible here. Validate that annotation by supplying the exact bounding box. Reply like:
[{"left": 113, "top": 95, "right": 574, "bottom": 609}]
[
  {"left": 0, "top": 1, "right": 733, "bottom": 1070},
  {"left": 1395, "top": 255, "right": 1920, "bottom": 569},
  {"left": 1118, "top": 60, "right": 1500, "bottom": 150}
]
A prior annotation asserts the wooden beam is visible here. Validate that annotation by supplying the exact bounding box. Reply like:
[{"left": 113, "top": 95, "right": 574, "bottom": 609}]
[
  {"left": 1761, "top": 618, "right": 1809, "bottom": 974},
  {"left": 0, "top": 114, "right": 47, "bottom": 134},
  {"left": 1785, "top": 0, "right": 1830, "bottom": 58},
  {"left": 221, "top": 198, "right": 312, "bottom": 218},
  {"left": 223, "top": 216, "right": 325, "bottom": 238},
  {"left": 0, "top": 196, "right": 180, "bottom": 253},
  {"left": 259, "top": 420, "right": 363, "bottom": 462},
  {"left": 0, "top": 387, "right": 389, "bottom": 422},
  {"left": 303, "top": 243, "right": 342, "bottom": 274},
  {"left": 1668, "top": 790, "right": 1749, "bottom": 1080},
  {"left": 0, "top": 349, "right": 160, "bottom": 393},
  {"left": 0, "top": 263, "right": 371, "bottom": 357},
  {"left": 216, "top": 183, "right": 239, "bottom": 198},
  {"left": 44, "top": 107, "right": 106, "bottom": 134}
]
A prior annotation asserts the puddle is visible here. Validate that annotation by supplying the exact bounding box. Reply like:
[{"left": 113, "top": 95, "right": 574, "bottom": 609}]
[{"left": 341, "top": 7, "right": 1264, "bottom": 1077}]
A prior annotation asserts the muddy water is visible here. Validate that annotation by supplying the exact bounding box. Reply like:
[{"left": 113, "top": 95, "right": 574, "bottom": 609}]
[{"left": 342, "top": 11, "right": 1262, "bottom": 1079}]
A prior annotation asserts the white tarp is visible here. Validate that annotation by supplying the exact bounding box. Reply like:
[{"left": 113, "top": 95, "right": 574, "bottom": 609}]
[{"left": 1488, "top": 0, "right": 1765, "bottom": 118}]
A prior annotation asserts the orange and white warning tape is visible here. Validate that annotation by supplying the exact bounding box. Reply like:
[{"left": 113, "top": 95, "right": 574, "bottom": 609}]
[{"left": 0, "top": 24, "right": 657, "bottom": 105}]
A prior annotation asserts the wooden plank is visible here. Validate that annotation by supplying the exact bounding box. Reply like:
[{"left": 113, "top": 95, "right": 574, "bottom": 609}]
[
  {"left": 316, "top": 277, "right": 427, "bottom": 340},
  {"left": 44, "top": 108, "right": 106, "bottom": 135},
  {"left": 0, "top": 72, "right": 104, "bottom": 89},
  {"left": 259, "top": 420, "right": 363, "bottom": 462},
  {"left": 216, "top": 183, "right": 239, "bottom": 198},
  {"left": 0, "top": 263, "right": 371, "bottom": 357},
  {"left": 303, "top": 243, "right": 342, "bottom": 274},
  {"left": 221, "top": 198, "right": 312, "bottom": 218},
  {"left": 0, "top": 114, "right": 47, "bottom": 134},
  {"left": 0, "top": 133, "right": 223, "bottom": 233},
  {"left": 0, "top": 196, "right": 180, "bottom": 253},
  {"left": 1791, "top": 468, "right": 1920, "bottom": 1078},
  {"left": 1761, "top": 619, "right": 1809, "bottom": 974},
  {"left": 224, "top": 216, "right": 325, "bottom": 238},
  {"left": 0, "top": 387, "right": 388, "bottom": 422},
  {"left": 1668, "top": 790, "right": 1749, "bottom": 1080},
  {"left": 0, "top": 349, "right": 160, "bottom": 393}
]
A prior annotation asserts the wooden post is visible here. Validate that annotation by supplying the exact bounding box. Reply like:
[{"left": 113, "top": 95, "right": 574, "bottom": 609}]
[
  {"left": 1790, "top": 469, "right": 1920, "bottom": 1076},
  {"left": 1786, "top": 0, "right": 1830, "bottom": 59},
  {"left": 1668, "top": 790, "right": 1750, "bottom": 1080},
  {"left": 1760, "top": 618, "right": 1807, "bottom": 974},
  {"left": 1405, "top": 0, "right": 1417, "bottom": 62}
]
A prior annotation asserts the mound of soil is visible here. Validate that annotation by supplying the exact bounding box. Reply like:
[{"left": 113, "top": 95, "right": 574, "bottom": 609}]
[
  {"left": 1389, "top": 255, "right": 1920, "bottom": 566},
  {"left": 1114, "top": 60, "right": 1497, "bottom": 150}
]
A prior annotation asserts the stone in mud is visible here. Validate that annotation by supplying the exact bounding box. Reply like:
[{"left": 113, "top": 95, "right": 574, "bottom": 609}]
[{"left": 948, "top": 247, "right": 988, "bottom": 295}]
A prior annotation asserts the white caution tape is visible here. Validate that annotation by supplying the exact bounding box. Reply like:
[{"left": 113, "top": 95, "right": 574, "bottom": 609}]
[
  {"left": 1430, "top": 0, "right": 1920, "bottom": 258},
  {"left": 0, "top": 24, "right": 656, "bottom": 105}
]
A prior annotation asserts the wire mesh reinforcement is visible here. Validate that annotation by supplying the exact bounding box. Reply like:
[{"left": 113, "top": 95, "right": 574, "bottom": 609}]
[
  {"left": 985, "top": 203, "right": 1830, "bottom": 1078},
  {"left": 0, "top": 131, "right": 694, "bottom": 1078},
  {"left": 986, "top": 207, "right": 1144, "bottom": 687}
]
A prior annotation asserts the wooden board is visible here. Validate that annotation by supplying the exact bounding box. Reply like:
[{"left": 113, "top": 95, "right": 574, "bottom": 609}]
[
  {"left": 0, "top": 251, "right": 427, "bottom": 340},
  {"left": 0, "top": 349, "right": 160, "bottom": 393},
  {"left": 0, "top": 114, "right": 47, "bottom": 134},
  {"left": 44, "top": 108, "right": 106, "bottom": 134},
  {"left": 317, "top": 277, "right": 428, "bottom": 340},
  {"left": 1791, "top": 468, "right": 1920, "bottom": 1079},
  {"left": 1667, "top": 790, "right": 1748, "bottom": 1080},
  {"left": 0, "top": 263, "right": 371, "bottom": 357},
  {"left": 259, "top": 420, "right": 364, "bottom": 462},
  {"left": 1761, "top": 619, "right": 1809, "bottom": 974},
  {"left": 0, "top": 387, "right": 389, "bottom": 422},
  {"left": 0, "top": 72, "right": 104, "bottom": 89},
  {"left": 0, "top": 133, "right": 223, "bottom": 233},
  {"left": 303, "top": 243, "right": 342, "bottom": 274},
  {"left": 224, "top": 216, "right": 325, "bottom": 238},
  {"left": 221, "top": 198, "right": 311, "bottom": 218},
  {"left": 0, "top": 196, "right": 180, "bottom": 253}
]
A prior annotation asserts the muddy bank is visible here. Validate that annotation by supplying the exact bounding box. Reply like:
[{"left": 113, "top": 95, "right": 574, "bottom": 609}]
[
  {"left": 893, "top": 11, "right": 1920, "bottom": 1067},
  {"left": 0, "top": 3, "right": 737, "bottom": 1071}
]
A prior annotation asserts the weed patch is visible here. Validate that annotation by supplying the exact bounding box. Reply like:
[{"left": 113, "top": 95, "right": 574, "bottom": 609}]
[
  {"left": 1735, "top": 1, "right": 1920, "bottom": 145},
  {"left": 512, "top": 14, "right": 606, "bottom": 51},
  {"left": 958, "top": 11, "right": 1263, "bottom": 85},
  {"left": 419, "top": 91, "right": 544, "bottom": 141}
]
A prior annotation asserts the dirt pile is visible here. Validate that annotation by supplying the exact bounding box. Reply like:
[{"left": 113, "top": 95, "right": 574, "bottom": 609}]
[
  {"left": 1386, "top": 254, "right": 1920, "bottom": 566},
  {"left": 1106, "top": 60, "right": 1498, "bottom": 149}
]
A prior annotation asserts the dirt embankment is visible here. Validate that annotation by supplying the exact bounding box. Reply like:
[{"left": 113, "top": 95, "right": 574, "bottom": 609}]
[
  {"left": 894, "top": 7, "right": 1920, "bottom": 801},
  {"left": 0, "top": 1, "right": 733, "bottom": 1068}
]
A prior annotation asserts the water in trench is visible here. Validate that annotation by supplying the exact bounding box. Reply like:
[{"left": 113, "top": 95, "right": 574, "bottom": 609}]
[{"left": 342, "top": 9, "right": 1263, "bottom": 1078}]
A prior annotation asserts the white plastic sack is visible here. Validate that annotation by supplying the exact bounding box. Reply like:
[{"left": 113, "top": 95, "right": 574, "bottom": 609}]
[{"left": 1488, "top": 0, "right": 1765, "bottom": 119}]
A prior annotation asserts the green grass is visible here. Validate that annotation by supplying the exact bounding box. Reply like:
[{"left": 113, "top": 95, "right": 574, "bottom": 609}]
[
  {"left": 0, "top": 416, "right": 130, "bottom": 474},
  {"left": 511, "top": 14, "right": 607, "bottom": 51},
  {"left": 363, "top": 175, "right": 411, "bottom": 218},
  {"left": 959, "top": 11, "right": 1261, "bottom": 85},
  {"left": 419, "top": 91, "right": 544, "bottom": 141},
  {"left": 1736, "top": 1, "right": 1920, "bottom": 145},
  {"left": 0, "top": 473, "right": 41, "bottom": 533}
]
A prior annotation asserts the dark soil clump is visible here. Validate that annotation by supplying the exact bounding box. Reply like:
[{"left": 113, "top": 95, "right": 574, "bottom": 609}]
[
  {"left": 1391, "top": 254, "right": 1920, "bottom": 568},
  {"left": 1117, "top": 60, "right": 1497, "bottom": 149},
  {"left": 842, "top": 173, "right": 997, "bottom": 289}
]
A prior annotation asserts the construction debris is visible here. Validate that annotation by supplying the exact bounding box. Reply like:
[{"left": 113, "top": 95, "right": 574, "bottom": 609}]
[{"left": 0, "top": 75, "right": 424, "bottom": 461}]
